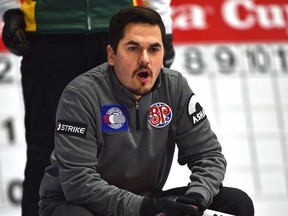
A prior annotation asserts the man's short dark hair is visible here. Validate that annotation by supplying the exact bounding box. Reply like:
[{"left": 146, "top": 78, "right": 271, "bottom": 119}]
[{"left": 108, "top": 6, "right": 166, "bottom": 54}]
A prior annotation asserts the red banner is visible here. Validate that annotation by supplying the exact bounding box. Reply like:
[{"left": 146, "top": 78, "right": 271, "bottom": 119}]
[
  {"left": 171, "top": 0, "right": 288, "bottom": 44},
  {"left": 1, "top": 0, "right": 288, "bottom": 51}
]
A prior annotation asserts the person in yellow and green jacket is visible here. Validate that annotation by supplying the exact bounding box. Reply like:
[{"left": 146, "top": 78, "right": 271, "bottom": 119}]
[{"left": 0, "top": 1, "right": 174, "bottom": 216}]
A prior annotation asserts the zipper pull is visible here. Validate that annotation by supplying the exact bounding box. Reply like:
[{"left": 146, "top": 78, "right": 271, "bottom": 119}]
[
  {"left": 135, "top": 101, "right": 140, "bottom": 130},
  {"left": 135, "top": 101, "right": 140, "bottom": 110}
]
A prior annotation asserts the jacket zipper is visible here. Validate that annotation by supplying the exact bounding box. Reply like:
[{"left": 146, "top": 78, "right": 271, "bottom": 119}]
[
  {"left": 135, "top": 101, "right": 140, "bottom": 130},
  {"left": 86, "top": 0, "right": 92, "bottom": 31}
]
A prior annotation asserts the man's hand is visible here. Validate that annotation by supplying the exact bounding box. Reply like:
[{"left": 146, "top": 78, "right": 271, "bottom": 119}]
[
  {"left": 2, "top": 9, "right": 30, "bottom": 56},
  {"left": 177, "top": 192, "right": 207, "bottom": 213},
  {"left": 140, "top": 196, "right": 203, "bottom": 216}
]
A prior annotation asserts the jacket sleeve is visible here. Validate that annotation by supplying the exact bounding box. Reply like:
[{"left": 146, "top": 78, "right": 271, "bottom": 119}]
[
  {"left": 144, "top": 0, "right": 173, "bottom": 34},
  {"left": 54, "top": 86, "right": 143, "bottom": 216},
  {"left": 174, "top": 74, "right": 227, "bottom": 206},
  {"left": 0, "top": 0, "right": 20, "bottom": 18}
]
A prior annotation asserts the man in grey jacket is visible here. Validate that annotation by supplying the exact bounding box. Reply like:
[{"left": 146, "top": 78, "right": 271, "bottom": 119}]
[{"left": 39, "top": 6, "right": 254, "bottom": 216}]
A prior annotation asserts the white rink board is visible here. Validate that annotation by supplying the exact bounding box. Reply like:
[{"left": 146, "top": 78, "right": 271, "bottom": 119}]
[{"left": 0, "top": 42, "right": 288, "bottom": 215}]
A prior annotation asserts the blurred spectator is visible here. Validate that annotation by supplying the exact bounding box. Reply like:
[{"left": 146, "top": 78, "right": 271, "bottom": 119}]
[{"left": 0, "top": 0, "right": 174, "bottom": 215}]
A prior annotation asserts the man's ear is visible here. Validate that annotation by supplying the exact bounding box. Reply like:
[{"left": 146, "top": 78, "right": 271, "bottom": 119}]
[{"left": 107, "top": 45, "right": 115, "bottom": 66}]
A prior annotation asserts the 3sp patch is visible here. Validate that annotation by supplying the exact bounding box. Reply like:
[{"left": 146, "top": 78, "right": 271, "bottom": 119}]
[
  {"left": 188, "top": 94, "right": 207, "bottom": 126},
  {"left": 101, "top": 105, "right": 128, "bottom": 132},
  {"left": 56, "top": 120, "right": 87, "bottom": 137},
  {"left": 149, "top": 102, "right": 172, "bottom": 128}
]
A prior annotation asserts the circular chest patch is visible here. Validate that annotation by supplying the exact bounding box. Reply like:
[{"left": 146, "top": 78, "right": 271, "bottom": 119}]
[
  {"left": 104, "top": 107, "right": 126, "bottom": 129},
  {"left": 149, "top": 102, "right": 172, "bottom": 128}
]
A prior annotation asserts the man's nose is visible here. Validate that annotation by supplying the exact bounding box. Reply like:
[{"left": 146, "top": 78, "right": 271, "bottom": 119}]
[{"left": 138, "top": 50, "right": 150, "bottom": 65}]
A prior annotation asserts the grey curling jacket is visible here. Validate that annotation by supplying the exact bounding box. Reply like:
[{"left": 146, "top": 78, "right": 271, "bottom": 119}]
[{"left": 39, "top": 63, "right": 227, "bottom": 216}]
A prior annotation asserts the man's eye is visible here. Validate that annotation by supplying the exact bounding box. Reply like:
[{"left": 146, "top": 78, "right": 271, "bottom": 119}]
[
  {"left": 150, "top": 47, "right": 160, "bottom": 53},
  {"left": 128, "top": 47, "right": 139, "bottom": 51}
]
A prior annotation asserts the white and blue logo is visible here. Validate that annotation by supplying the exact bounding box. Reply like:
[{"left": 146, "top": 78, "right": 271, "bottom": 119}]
[{"left": 101, "top": 105, "right": 128, "bottom": 132}]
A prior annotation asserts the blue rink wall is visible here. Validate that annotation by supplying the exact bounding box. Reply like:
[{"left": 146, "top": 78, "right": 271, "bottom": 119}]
[{"left": 0, "top": 42, "right": 288, "bottom": 215}]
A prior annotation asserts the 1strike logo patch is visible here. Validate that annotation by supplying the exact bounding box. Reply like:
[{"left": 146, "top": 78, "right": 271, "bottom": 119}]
[
  {"left": 149, "top": 102, "right": 172, "bottom": 128},
  {"left": 56, "top": 120, "right": 87, "bottom": 137},
  {"left": 188, "top": 94, "right": 207, "bottom": 126},
  {"left": 101, "top": 105, "right": 128, "bottom": 132}
]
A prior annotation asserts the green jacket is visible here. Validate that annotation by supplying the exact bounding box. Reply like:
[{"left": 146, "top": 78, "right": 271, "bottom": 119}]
[
  {"left": 22, "top": 0, "right": 138, "bottom": 33},
  {"left": 1, "top": 0, "right": 172, "bottom": 34}
]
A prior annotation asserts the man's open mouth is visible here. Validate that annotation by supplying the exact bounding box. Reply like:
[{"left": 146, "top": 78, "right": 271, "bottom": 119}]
[{"left": 138, "top": 71, "right": 149, "bottom": 78}]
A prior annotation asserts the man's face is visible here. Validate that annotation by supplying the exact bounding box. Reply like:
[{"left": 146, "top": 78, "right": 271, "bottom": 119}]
[{"left": 107, "top": 22, "right": 165, "bottom": 100}]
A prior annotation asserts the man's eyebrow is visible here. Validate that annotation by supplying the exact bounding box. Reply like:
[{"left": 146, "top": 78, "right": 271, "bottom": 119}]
[
  {"left": 125, "top": 40, "right": 162, "bottom": 48},
  {"left": 150, "top": 42, "right": 162, "bottom": 48},
  {"left": 126, "top": 40, "right": 140, "bottom": 46}
]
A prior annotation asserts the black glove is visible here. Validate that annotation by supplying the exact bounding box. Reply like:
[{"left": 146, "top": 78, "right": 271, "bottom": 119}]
[
  {"left": 177, "top": 192, "right": 207, "bottom": 213},
  {"left": 140, "top": 197, "right": 202, "bottom": 216},
  {"left": 163, "top": 34, "right": 175, "bottom": 68},
  {"left": 2, "top": 9, "right": 31, "bottom": 56}
]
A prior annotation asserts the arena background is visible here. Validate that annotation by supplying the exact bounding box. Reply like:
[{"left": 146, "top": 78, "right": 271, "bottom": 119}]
[{"left": 0, "top": 0, "right": 287, "bottom": 215}]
